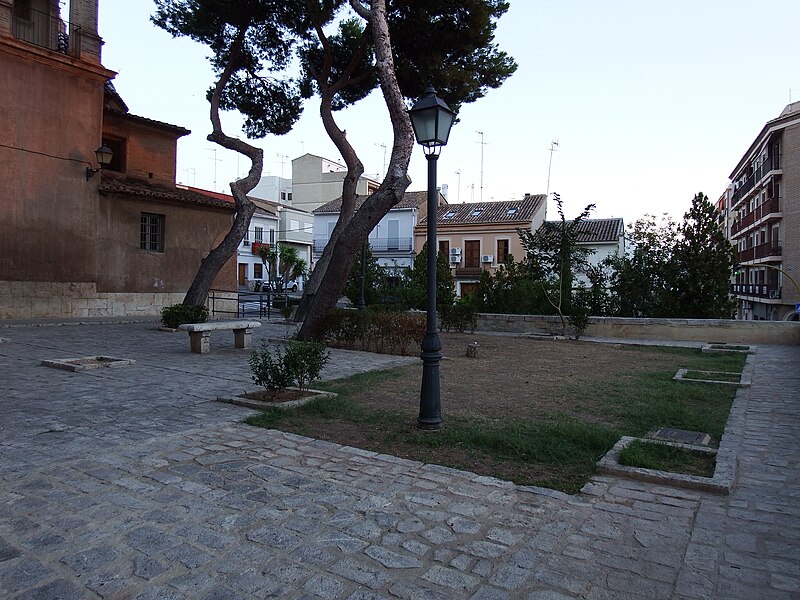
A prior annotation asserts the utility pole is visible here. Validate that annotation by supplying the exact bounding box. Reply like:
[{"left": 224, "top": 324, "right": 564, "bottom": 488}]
[
  {"left": 375, "top": 143, "right": 387, "bottom": 178},
  {"left": 476, "top": 131, "right": 486, "bottom": 203},
  {"left": 208, "top": 148, "right": 222, "bottom": 191},
  {"left": 546, "top": 139, "right": 559, "bottom": 218}
]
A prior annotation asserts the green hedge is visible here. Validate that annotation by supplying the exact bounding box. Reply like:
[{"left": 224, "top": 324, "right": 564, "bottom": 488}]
[
  {"left": 321, "top": 308, "right": 425, "bottom": 355},
  {"left": 161, "top": 304, "right": 209, "bottom": 329}
]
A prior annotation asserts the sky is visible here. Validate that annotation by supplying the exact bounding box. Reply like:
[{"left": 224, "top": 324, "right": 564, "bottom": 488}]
[{"left": 94, "top": 1, "right": 800, "bottom": 224}]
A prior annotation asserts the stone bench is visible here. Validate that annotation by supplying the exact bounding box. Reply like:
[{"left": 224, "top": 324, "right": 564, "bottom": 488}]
[{"left": 178, "top": 321, "right": 262, "bottom": 354}]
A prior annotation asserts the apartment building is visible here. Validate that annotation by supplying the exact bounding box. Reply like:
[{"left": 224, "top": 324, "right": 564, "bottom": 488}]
[
  {"left": 291, "top": 153, "right": 380, "bottom": 214},
  {"left": 313, "top": 191, "right": 442, "bottom": 274},
  {"left": 727, "top": 101, "right": 800, "bottom": 321},
  {"left": 415, "top": 195, "right": 546, "bottom": 297}
]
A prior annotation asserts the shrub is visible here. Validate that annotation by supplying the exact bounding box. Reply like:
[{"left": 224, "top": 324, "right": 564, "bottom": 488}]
[
  {"left": 284, "top": 341, "right": 330, "bottom": 390},
  {"left": 249, "top": 340, "right": 331, "bottom": 396},
  {"left": 249, "top": 343, "right": 294, "bottom": 398},
  {"left": 161, "top": 303, "right": 208, "bottom": 329},
  {"left": 441, "top": 299, "right": 477, "bottom": 333},
  {"left": 321, "top": 308, "right": 424, "bottom": 355}
]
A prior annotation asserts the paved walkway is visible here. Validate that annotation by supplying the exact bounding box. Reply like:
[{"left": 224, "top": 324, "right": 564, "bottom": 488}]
[{"left": 0, "top": 320, "right": 797, "bottom": 599}]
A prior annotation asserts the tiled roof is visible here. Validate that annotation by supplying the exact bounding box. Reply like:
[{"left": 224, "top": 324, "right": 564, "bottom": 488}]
[
  {"left": 103, "top": 81, "right": 128, "bottom": 112},
  {"left": 313, "top": 190, "right": 436, "bottom": 214},
  {"left": 537, "top": 218, "right": 624, "bottom": 244},
  {"left": 99, "top": 178, "right": 235, "bottom": 211},
  {"left": 419, "top": 194, "right": 546, "bottom": 226},
  {"left": 104, "top": 108, "right": 190, "bottom": 137}
]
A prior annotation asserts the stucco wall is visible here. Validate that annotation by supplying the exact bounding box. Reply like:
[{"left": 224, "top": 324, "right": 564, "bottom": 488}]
[
  {"left": 477, "top": 313, "right": 800, "bottom": 345},
  {"left": 96, "top": 193, "right": 235, "bottom": 294},
  {"left": 102, "top": 114, "right": 180, "bottom": 186}
]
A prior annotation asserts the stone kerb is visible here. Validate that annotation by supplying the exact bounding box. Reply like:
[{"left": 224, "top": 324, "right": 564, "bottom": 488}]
[{"left": 475, "top": 313, "right": 800, "bottom": 345}]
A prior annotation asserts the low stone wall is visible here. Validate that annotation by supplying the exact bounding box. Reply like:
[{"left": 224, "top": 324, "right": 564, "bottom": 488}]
[
  {"left": 0, "top": 280, "right": 184, "bottom": 319},
  {"left": 477, "top": 313, "right": 800, "bottom": 345}
]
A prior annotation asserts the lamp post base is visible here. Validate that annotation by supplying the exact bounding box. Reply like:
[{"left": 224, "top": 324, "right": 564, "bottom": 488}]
[{"left": 417, "top": 332, "right": 442, "bottom": 431}]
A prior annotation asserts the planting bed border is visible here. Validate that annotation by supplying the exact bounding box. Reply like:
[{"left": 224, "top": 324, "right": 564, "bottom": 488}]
[
  {"left": 217, "top": 388, "right": 336, "bottom": 411},
  {"left": 41, "top": 356, "right": 137, "bottom": 372},
  {"left": 701, "top": 342, "right": 757, "bottom": 354},
  {"left": 673, "top": 368, "right": 751, "bottom": 387}
]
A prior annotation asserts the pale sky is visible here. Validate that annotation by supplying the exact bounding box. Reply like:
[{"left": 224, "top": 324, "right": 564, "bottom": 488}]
[{"left": 97, "top": 1, "right": 800, "bottom": 224}]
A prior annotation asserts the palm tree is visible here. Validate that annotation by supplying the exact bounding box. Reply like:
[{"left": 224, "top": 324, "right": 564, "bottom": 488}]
[{"left": 276, "top": 244, "right": 308, "bottom": 292}]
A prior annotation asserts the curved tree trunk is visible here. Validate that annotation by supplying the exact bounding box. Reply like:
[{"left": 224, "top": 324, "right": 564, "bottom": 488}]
[
  {"left": 183, "top": 24, "right": 263, "bottom": 306},
  {"left": 298, "top": 0, "right": 415, "bottom": 340}
]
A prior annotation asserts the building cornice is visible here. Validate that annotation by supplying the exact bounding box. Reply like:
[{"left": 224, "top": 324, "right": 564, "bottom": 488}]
[{"left": 0, "top": 35, "right": 115, "bottom": 83}]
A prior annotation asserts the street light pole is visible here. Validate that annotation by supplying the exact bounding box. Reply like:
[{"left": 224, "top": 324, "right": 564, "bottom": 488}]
[
  {"left": 418, "top": 152, "right": 442, "bottom": 430},
  {"left": 408, "top": 87, "right": 455, "bottom": 432}
]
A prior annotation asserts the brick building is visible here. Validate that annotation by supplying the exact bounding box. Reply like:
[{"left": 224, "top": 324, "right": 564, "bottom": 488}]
[
  {"left": 0, "top": 0, "right": 236, "bottom": 318},
  {"left": 726, "top": 101, "right": 800, "bottom": 321}
]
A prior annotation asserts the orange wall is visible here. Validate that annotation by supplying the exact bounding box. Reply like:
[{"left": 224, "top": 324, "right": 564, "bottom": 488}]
[{"left": 102, "top": 114, "right": 181, "bottom": 186}]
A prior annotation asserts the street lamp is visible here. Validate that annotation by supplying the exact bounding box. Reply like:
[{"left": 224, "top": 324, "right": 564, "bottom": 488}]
[
  {"left": 86, "top": 145, "right": 113, "bottom": 180},
  {"left": 408, "top": 87, "right": 455, "bottom": 431}
]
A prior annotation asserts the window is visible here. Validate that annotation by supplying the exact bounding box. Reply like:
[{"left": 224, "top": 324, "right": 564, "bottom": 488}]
[
  {"left": 140, "top": 213, "right": 165, "bottom": 252},
  {"left": 464, "top": 240, "right": 480, "bottom": 268},
  {"left": 438, "top": 240, "right": 450, "bottom": 258},
  {"left": 243, "top": 228, "right": 250, "bottom": 246},
  {"left": 497, "top": 239, "right": 509, "bottom": 264},
  {"left": 506, "top": 208, "right": 518, "bottom": 216},
  {"left": 388, "top": 219, "right": 399, "bottom": 250},
  {"left": 253, "top": 263, "right": 263, "bottom": 279},
  {"left": 443, "top": 210, "right": 457, "bottom": 219},
  {"left": 290, "top": 220, "right": 300, "bottom": 234},
  {"left": 102, "top": 137, "right": 126, "bottom": 173},
  {"left": 269, "top": 229, "right": 276, "bottom": 244},
  {"left": 288, "top": 192, "right": 293, "bottom": 203},
  {"left": 470, "top": 208, "right": 484, "bottom": 217},
  {"left": 255, "top": 227, "right": 263, "bottom": 243}
]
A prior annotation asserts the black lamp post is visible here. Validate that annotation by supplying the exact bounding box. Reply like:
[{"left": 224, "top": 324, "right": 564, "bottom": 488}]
[{"left": 408, "top": 87, "right": 455, "bottom": 431}]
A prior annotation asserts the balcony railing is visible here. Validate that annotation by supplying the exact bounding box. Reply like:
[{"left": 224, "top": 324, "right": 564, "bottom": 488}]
[
  {"left": 736, "top": 241, "right": 782, "bottom": 263},
  {"left": 730, "top": 284, "right": 781, "bottom": 300},
  {"left": 730, "top": 197, "right": 781, "bottom": 236},
  {"left": 731, "top": 154, "right": 781, "bottom": 205},
  {"left": 12, "top": 7, "right": 79, "bottom": 57},
  {"left": 454, "top": 266, "right": 483, "bottom": 278},
  {"left": 313, "top": 237, "right": 413, "bottom": 253}
]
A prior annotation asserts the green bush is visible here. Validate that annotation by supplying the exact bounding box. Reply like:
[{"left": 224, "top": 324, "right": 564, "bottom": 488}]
[
  {"left": 249, "top": 340, "right": 331, "bottom": 396},
  {"left": 284, "top": 341, "right": 330, "bottom": 390},
  {"left": 441, "top": 299, "right": 477, "bottom": 333},
  {"left": 321, "top": 308, "right": 425, "bottom": 355},
  {"left": 160, "top": 303, "right": 208, "bottom": 329},
  {"left": 249, "top": 343, "right": 294, "bottom": 398}
]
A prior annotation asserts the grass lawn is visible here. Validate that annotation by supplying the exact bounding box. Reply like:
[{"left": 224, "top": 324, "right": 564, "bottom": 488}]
[
  {"left": 246, "top": 333, "right": 746, "bottom": 493},
  {"left": 619, "top": 440, "right": 716, "bottom": 477}
]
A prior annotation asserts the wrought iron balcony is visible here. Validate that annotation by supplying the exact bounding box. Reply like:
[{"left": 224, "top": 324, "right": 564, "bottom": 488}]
[
  {"left": 313, "top": 237, "right": 413, "bottom": 254},
  {"left": 730, "top": 284, "right": 781, "bottom": 299},
  {"left": 736, "top": 242, "right": 782, "bottom": 263},
  {"left": 12, "top": 7, "right": 79, "bottom": 56}
]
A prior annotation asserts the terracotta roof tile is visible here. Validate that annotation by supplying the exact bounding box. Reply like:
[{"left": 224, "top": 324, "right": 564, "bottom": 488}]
[
  {"left": 419, "top": 194, "right": 546, "bottom": 226},
  {"left": 104, "top": 108, "right": 190, "bottom": 137},
  {"left": 313, "top": 190, "right": 436, "bottom": 214},
  {"left": 99, "top": 178, "right": 235, "bottom": 211},
  {"left": 536, "top": 218, "right": 624, "bottom": 244}
]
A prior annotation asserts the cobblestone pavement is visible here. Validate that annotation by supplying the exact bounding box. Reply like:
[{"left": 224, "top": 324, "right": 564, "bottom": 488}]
[{"left": 0, "top": 320, "right": 797, "bottom": 599}]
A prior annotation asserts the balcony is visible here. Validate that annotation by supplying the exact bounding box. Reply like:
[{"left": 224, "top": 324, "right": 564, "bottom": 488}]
[
  {"left": 730, "top": 197, "right": 781, "bottom": 236},
  {"left": 731, "top": 154, "right": 781, "bottom": 206},
  {"left": 313, "top": 237, "right": 413, "bottom": 254},
  {"left": 730, "top": 284, "right": 781, "bottom": 300},
  {"left": 454, "top": 266, "right": 483, "bottom": 278},
  {"left": 736, "top": 241, "right": 782, "bottom": 263},
  {"left": 12, "top": 7, "right": 80, "bottom": 57}
]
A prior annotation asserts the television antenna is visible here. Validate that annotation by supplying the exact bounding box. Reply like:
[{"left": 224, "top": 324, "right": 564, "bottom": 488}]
[
  {"left": 546, "top": 139, "right": 559, "bottom": 199},
  {"left": 476, "top": 131, "right": 487, "bottom": 203},
  {"left": 455, "top": 170, "right": 461, "bottom": 203}
]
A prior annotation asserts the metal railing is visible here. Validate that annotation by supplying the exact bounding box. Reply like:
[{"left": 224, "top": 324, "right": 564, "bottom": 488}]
[
  {"left": 208, "top": 289, "right": 272, "bottom": 319},
  {"left": 12, "top": 7, "right": 80, "bottom": 56},
  {"left": 313, "top": 237, "right": 414, "bottom": 253},
  {"left": 730, "top": 284, "right": 781, "bottom": 299},
  {"left": 736, "top": 241, "right": 782, "bottom": 263},
  {"left": 731, "top": 154, "right": 781, "bottom": 205},
  {"left": 730, "top": 197, "right": 781, "bottom": 235}
]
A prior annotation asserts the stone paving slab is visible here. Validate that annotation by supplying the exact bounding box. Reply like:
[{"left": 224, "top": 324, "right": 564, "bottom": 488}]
[{"left": 0, "top": 320, "right": 798, "bottom": 599}]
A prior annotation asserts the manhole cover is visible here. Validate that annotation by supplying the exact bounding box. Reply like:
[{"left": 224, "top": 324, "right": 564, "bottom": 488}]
[
  {"left": 41, "top": 356, "right": 136, "bottom": 372},
  {"left": 651, "top": 428, "right": 711, "bottom": 446}
]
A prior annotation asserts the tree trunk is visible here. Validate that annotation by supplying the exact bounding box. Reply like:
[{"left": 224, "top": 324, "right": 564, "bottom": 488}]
[
  {"left": 183, "top": 24, "right": 263, "bottom": 307},
  {"left": 297, "top": 0, "right": 415, "bottom": 340}
]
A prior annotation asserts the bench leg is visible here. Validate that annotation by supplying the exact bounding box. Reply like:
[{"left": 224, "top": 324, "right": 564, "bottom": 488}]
[
  {"left": 189, "top": 331, "right": 211, "bottom": 354},
  {"left": 234, "top": 328, "right": 252, "bottom": 349}
]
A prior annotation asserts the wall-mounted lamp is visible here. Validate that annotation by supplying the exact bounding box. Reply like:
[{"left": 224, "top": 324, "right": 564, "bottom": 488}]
[{"left": 86, "top": 145, "right": 113, "bottom": 180}]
